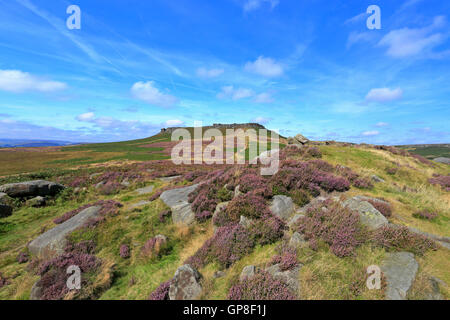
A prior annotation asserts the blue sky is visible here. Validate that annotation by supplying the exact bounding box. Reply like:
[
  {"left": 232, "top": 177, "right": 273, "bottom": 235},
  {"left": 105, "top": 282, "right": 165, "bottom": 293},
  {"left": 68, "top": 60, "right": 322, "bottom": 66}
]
[{"left": 0, "top": 0, "right": 449, "bottom": 144}]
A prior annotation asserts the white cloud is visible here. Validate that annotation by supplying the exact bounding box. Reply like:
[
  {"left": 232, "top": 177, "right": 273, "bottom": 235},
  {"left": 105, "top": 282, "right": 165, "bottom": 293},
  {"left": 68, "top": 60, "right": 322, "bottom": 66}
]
[
  {"left": 196, "top": 67, "right": 224, "bottom": 78},
  {"left": 344, "top": 12, "right": 367, "bottom": 25},
  {"left": 165, "top": 119, "right": 184, "bottom": 126},
  {"left": 244, "top": 56, "right": 283, "bottom": 77},
  {"left": 347, "top": 32, "right": 374, "bottom": 48},
  {"left": 0, "top": 70, "right": 67, "bottom": 93},
  {"left": 365, "top": 88, "right": 403, "bottom": 103},
  {"left": 243, "top": 0, "right": 279, "bottom": 12},
  {"left": 76, "top": 112, "right": 95, "bottom": 122},
  {"left": 378, "top": 16, "right": 446, "bottom": 57},
  {"left": 251, "top": 116, "right": 272, "bottom": 124},
  {"left": 130, "top": 81, "right": 178, "bottom": 107},
  {"left": 362, "top": 130, "right": 380, "bottom": 136},
  {"left": 376, "top": 122, "right": 389, "bottom": 127},
  {"left": 253, "top": 92, "right": 274, "bottom": 103},
  {"left": 217, "top": 86, "right": 254, "bottom": 100}
]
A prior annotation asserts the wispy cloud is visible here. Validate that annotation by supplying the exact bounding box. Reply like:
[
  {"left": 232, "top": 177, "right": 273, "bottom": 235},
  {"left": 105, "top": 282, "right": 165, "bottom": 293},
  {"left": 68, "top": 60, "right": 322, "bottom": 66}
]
[
  {"left": 243, "top": 0, "right": 279, "bottom": 12},
  {"left": 253, "top": 92, "right": 274, "bottom": 103},
  {"left": 130, "top": 81, "right": 178, "bottom": 107},
  {"left": 251, "top": 116, "right": 272, "bottom": 124},
  {"left": 365, "top": 88, "right": 403, "bottom": 103},
  {"left": 361, "top": 130, "right": 380, "bottom": 136},
  {"left": 217, "top": 86, "right": 254, "bottom": 100},
  {"left": 196, "top": 67, "right": 224, "bottom": 78},
  {"left": 0, "top": 69, "right": 67, "bottom": 93},
  {"left": 375, "top": 122, "right": 389, "bottom": 127},
  {"left": 378, "top": 16, "right": 447, "bottom": 58}
]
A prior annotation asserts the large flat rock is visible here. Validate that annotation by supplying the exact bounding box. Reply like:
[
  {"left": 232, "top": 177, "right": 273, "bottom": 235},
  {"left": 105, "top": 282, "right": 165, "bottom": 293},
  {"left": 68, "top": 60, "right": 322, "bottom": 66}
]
[
  {"left": 28, "top": 206, "right": 101, "bottom": 260},
  {"left": 160, "top": 184, "right": 199, "bottom": 225},
  {"left": 381, "top": 252, "right": 419, "bottom": 300},
  {"left": 0, "top": 180, "right": 65, "bottom": 198}
]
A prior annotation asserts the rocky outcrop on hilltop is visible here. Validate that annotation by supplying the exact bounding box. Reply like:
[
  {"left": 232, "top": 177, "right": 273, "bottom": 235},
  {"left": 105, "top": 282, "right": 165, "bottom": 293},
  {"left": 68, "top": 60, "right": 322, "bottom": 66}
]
[{"left": 0, "top": 180, "right": 65, "bottom": 198}]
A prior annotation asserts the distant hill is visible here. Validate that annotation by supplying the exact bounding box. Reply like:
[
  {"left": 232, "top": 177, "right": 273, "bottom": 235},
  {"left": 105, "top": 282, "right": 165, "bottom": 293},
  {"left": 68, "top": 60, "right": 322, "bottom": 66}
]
[
  {"left": 397, "top": 144, "right": 450, "bottom": 160},
  {"left": 0, "top": 139, "right": 79, "bottom": 148}
]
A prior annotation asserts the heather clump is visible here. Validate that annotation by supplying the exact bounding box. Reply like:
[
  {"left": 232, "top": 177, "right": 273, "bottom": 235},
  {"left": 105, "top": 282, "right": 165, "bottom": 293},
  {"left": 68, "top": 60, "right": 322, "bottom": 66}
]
[
  {"left": 367, "top": 199, "right": 392, "bottom": 218},
  {"left": 429, "top": 174, "right": 450, "bottom": 191},
  {"left": 353, "top": 177, "right": 374, "bottom": 189},
  {"left": 373, "top": 225, "right": 438, "bottom": 256},
  {"left": 0, "top": 272, "right": 10, "bottom": 288},
  {"left": 248, "top": 214, "right": 286, "bottom": 246},
  {"left": 17, "top": 251, "right": 29, "bottom": 264},
  {"left": 280, "top": 145, "right": 322, "bottom": 160},
  {"left": 238, "top": 174, "right": 272, "bottom": 198},
  {"left": 412, "top": 210, "right": 438, "bottom": 220},
  {"left": 141, "top": 236, "right": 170, "bottom": 260},
  {"left": 296, "top": 201, "right": 367, "bottom": 257},
  {"left": 186, "top": 224, "right": 255, "bottom": 269},
  {"left": 148, "top": 280, "right": 171, "bottom": 300},
  {"left": 54, "top": 200, "right": 122, "bottom": 225},
  {"left": 119, "top": 244, "right": 130, "bottom": 259},
  {"left": 158, "top": 209, "right": 172, "bottom": 223},
  {"left": 228, "top": 270, "right": 296, "bottom": 300},
  {"left": 37, "top": 241, "right": 101, "bottom": 300},
  {"left": 272, "top": 160, "right": 350, "bottom": 197},
  {"left": 270, "top": 246, "right": 298, "bottom": 272},
  {"left": 226, "top": 193, "right": 271, "bottom": 221}
]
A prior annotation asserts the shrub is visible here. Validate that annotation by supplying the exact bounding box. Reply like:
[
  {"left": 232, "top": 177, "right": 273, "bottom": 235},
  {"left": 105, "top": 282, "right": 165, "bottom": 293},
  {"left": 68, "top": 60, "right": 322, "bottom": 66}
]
[
  {"left": 195, "top": 210, "right": 213, "bottom": 222},
  {"left": 228, "top": 270, "right": 296, "bottom": 300},
  {"left": 119, "top": 245, "right": 130, "bottom": 259},
  {"left": 226, "top": 193, "right": 270, "bottom": 221},
  {"left": 386, "top": 167, "right": 398, "bottom": 175},
  {"left": 186, "top": 224, "right": 255, "bottom": 269},
  {"left": 158, "top": 209, "right": 172, "bottom": 223},
  {"left": 238, "top": 174, "right": 272, "bottom": 198},
  {"left": 270, "top": 247, "right": 298, "bottom": 272},
  {"left": 412, "top": 210, "right": 438, "bottom": 221},
  {"left": 429, "top": 175, "right": 450, "bottom": 191},
  {"left": 297, "top": 200, "right": 366, "bottom": 257},
  {"left": 290, "top": 189, "right": 310, "bottom": 207},
  {"left": 37, "top": 249, "right": 101, "bottom": 300},
  {"left": 353, "top": 177, "right": 373, "bottom": 189},
  {"left": 141, "top": 236, "right": 169, "bottom": 259},
  {"left": 0, "top": 273, "right": 10, "bottom": 288},
  {"left": 373, "top": 225, "right": 438, "bottom": 255},
  {"left": 248, "top": 214, "right": 286, "bottom": 246},
  {"left": 149, "top": 280, "right": 171, "bottom": 300},
  {"left": 54, "top": 200, "right": 122, "bottom": 225},
  {"left": 17, "top": 251, "right": 29, "bottom": 264},
  {"left": 367, "top": 199, "right": 392, "bottom": 218}
]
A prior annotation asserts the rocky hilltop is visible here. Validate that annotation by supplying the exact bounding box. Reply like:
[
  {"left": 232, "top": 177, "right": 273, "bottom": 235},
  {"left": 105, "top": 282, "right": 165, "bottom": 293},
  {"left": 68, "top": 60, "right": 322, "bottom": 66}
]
[{"left": 160, "top": 123, "right": 266, "bottom": 134}]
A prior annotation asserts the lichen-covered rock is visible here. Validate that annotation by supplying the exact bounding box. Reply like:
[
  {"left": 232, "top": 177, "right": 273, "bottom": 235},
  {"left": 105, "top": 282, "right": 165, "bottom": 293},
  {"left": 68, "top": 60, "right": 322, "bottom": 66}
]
[
  {"left": 343, "top": 197, "right": 388, "bottom": 230},
  {"left": 270, "top": 195, "right": 295, "bottom": 221},
  {"left": 289, "top": 232, "right": 307, "bottom": 249},
  {"left": 160, "top": 184, "right": 200, "bottom": 225},
  {"left": 28, "top": 206, "right": 102, "bottom": 260},
  {"left": 265, "top": 263, "right": 301, "bottom": 295},
  {"left": 169, "top": 264, "right": 203, "bottom": 300},
  {"left": 0, "top": 180, "right": 65, "bottom": 198},
  {"left": 239, "top": 215, "right": 252, "bottom": 228},
  {"left": 371, "top": 175, "right": 385, "bottom": 183},
  {"left": 288, "top": 214, "right": 305, "bottom": 228},
  {"left": 240, "top": 265, "right": 256, "bottom": 281},
  {"left": 26, "top": 196, "right": 46, "bottom": 208},
  {"left": 294, "top": 133, "right": 309, "bottom": 145},
  {"left": 381, "top": 252, "right": 418, "bottom": 300},
  {"left": 0, "top": 192, "right": 13, "bottom": 206},
  {"left": 135, "top": 185, "right": 154, "bottom": 195}
]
